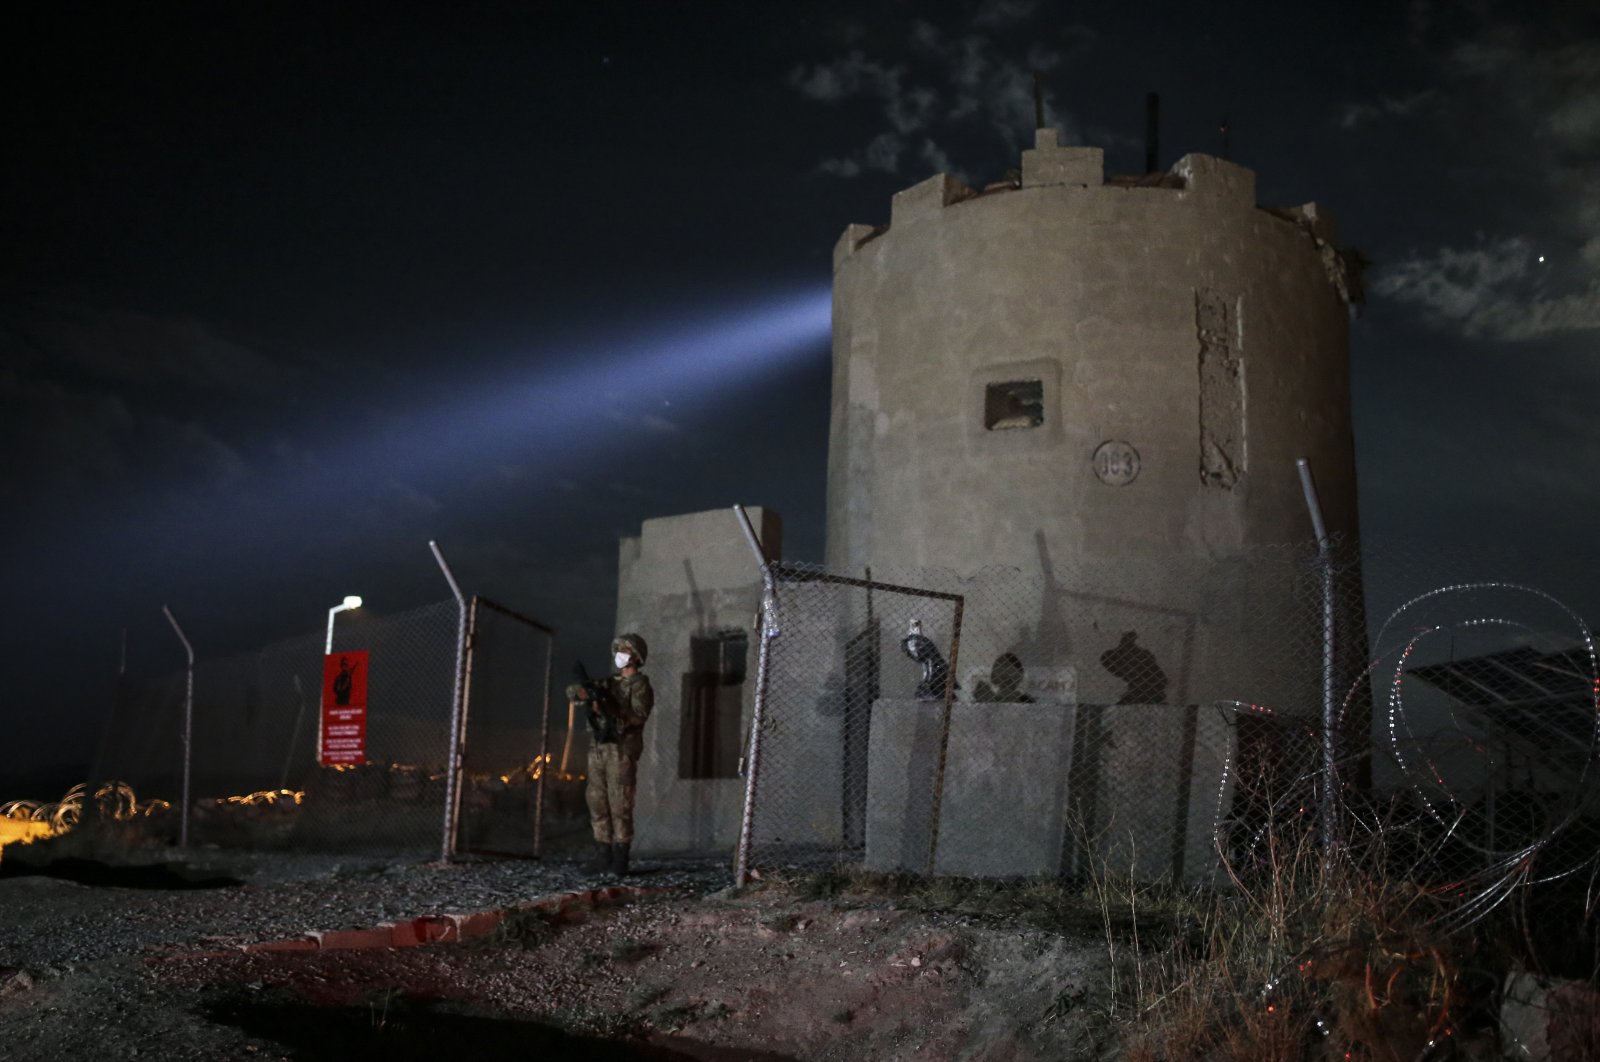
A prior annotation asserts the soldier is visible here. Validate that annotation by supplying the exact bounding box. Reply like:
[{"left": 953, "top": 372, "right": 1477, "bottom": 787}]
[{"left": 567, "top": 632, "right": 653, "bottom": 876}]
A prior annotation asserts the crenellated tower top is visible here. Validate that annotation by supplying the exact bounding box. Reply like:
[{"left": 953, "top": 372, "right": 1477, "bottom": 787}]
[{"left": 833, "top": 129, "right": 1357, "bottom": 303}]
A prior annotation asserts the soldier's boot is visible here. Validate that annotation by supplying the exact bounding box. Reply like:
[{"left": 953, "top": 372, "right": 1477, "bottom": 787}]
[
  {"left": 611, "top": 841, "right": 631, "bottom": 877},
  {"left": 585, "top": 841, "right": 611, "bottom": 873}
]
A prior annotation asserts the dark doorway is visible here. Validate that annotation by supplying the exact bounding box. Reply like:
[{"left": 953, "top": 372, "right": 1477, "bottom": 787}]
[{"left": 679, "top": 631, "right": 748, "bottom": 779}]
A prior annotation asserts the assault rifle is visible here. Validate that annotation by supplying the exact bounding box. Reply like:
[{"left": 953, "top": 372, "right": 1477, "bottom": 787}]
[{"left": 572, "top": 661, "right": 619, "bottom": 744}]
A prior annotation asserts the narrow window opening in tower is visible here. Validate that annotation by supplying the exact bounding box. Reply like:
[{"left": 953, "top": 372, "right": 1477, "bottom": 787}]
[
  {"left": 1197, "top": 290, "right": 1244, "bottom": 488},
  {"left": 678, "top": 630, "right": 748, "bottom": 779},
  {"left": 984, "top": 379, "right": 1044, "bottom": 430}
]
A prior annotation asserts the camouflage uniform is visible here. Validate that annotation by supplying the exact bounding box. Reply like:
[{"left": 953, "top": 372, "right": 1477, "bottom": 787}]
[{"left": 577, "top": 671, "right": 654, "bottom": 844}]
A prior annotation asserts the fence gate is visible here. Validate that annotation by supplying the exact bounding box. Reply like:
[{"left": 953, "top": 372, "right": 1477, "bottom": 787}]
[
  {"left": 452, "top": 596, "right": 556, "bottom": 858},
  {"left": 742, "top": 564, "right": 963, "bottom": 876}
]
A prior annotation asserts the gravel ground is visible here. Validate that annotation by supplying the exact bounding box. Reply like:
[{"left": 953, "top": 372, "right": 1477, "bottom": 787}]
[
  {"left": 0, "top": 848, "right": 731, "bottom": 968},
  {"left": 0, "top": 844, "right": 1115, "bottom": 1060}
]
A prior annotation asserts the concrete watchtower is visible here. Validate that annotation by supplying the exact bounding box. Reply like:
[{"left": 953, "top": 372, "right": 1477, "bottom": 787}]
[{"left": 826, "top": 131, "right": 1364, "bottom": 713}]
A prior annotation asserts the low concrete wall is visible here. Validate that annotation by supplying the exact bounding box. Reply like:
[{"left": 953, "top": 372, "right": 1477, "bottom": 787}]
[
  {"left": 865, "top": 700, "right": 1235, "bottom": 882},
  {"left": 1070, "top": 704, "right": 1236, "bottom": 886},
  {"left": 864, "top": 700, "right": 1075, "bottom": 877}
]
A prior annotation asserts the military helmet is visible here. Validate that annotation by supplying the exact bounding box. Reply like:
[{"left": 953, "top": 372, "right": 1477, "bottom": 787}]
[{"left": 612, "top": 632, "right": 648, "bottom": 667}]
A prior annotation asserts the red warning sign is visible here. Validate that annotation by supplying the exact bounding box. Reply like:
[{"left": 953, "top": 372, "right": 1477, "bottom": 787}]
[{"left": 320, "top": 650, "right": 369, "bottom": 766}]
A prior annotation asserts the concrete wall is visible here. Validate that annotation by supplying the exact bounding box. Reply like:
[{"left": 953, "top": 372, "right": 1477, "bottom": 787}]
[
  {"left": 826, "top": 130, "right": 1363, "bottom": 719},
  {"left": 864, "top": 699, "right": 1236, "bottom": 883},
  {"left": 1069, "top": 703, "right": 1237, "bottom": 886},
  {"left": 864, "top": 699, "right": 1077, "bottom": 877},
  {"left": 616, "top": 507, "right": 780, "bottom": 856}
]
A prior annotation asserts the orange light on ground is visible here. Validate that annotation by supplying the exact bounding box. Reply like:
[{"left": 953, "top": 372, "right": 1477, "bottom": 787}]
[
  {"left": 0, "top": 798, "right": 68, "bottom": 863},
  {"left": 0, "top": 780, "right": 172, "bottom": 863},
  {"left": 0, "top": 818, "right": 56, "bottom": 851},
  {"left": 216, "top": 789, "right": 304, "bottom": 807}
]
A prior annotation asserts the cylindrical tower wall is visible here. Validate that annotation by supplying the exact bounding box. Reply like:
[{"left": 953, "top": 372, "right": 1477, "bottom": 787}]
[{"left": 826, "top": 141, "right": 1362, "bottom": 717}]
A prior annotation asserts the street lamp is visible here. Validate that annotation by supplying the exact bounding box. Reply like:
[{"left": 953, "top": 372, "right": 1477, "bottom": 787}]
[{"left": 325, "top": 595, "right": 363, "bottom": 654}]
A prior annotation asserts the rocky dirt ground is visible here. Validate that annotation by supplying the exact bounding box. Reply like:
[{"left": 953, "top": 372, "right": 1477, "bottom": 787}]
[{"left": 0, "top": 846, "right": 1116, "bottom": 1061}]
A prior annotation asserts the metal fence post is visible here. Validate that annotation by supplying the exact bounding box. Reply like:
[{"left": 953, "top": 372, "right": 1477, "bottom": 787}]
[
  {"left": 161, "top": 605, "right": 195, "bottom": 848},
  {"left": 733, "top": 505, "right": 778, "bottom": 887},
  {"left": 280, "top": 674, "right": 307, "bottom": 791},
  {"left": 454, "top": 598, "right": 482, "bottom": 851},
  {"left": 924, "top": 597, "right": 966, "bottom": 877},
  {"left": 559, "top": 700, "right": 577, "bottom": 776},
  {"left": 533, "top": 628, "right": 554, "bottom": 858},
  {"left": 430, "top": 540, "right": 470, "bottom": 863},
  {"left": 460, "top": 596, "right": 555, "bottom": 860},
  {"left": 1296, "top": 457, "right": 1338, "bottom": 859}
]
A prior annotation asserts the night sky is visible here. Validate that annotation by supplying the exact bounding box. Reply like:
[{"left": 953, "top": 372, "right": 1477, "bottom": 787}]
[{"left": 3, "top": 0, "right": 1597, "bottom": 787}]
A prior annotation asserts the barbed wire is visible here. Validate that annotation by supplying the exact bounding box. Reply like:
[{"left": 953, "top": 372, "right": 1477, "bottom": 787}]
[{"left": 1216, "top": 577, "right": 1600, "bottom": 938}]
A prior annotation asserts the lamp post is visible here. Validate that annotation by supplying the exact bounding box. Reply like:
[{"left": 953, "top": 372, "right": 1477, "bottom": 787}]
[
  {"left": 325, "top": 595, "right": 362, "bottom": 655},
  {"left": 161, "top": 605, "right": 194, "bottom": 848}
]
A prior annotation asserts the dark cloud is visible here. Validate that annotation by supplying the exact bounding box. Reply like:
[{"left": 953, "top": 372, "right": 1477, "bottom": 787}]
[
  {"left": 0, "top": 357, "right": 252, "bottom": 514},
  {"left": 788, "top": 10, "right": 1093, "bottom": 182},
  {"left": 1371, "top": 237, "right": 1600, "bottom": 339},
  {"left": 1354, "top": 25, "right": 1600, "bottom": 339},
  {"left": 971, "top": 0, "right": 1040, "bottom": 30},
  {"left": 1338, "top": 89, "right": 1436, "bottom": 129},
  {"left": 3, "top": 304, "right": 297, "bottom": 395},
  {"left": 0, "top": 300, "right": 324, "bottom": 539}
]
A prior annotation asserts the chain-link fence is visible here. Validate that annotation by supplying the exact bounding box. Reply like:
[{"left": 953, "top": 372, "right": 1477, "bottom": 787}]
[
  {"left": 735, "top": 539, "right": 1600, "bottom": 925},
  {"left": 75, "top": 532, "right": 1600, "bottom": 905},
  {"left": 92, "top": 594, "right": 561, "bottom": 861},
  {"left": 740, "top": 568, "right": 964, "bottom": 872},
  {"left": 455, "top": 598, "right": 556, "bottom": 859}
]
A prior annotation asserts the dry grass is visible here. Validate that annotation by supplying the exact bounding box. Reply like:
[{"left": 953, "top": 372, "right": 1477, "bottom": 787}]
[
  {"left": 1104, "top": 820, "right": 1481, "bottom": 1062},
  {"left": 772, "top": 811, "right": 1518, "bottom": 1059}
]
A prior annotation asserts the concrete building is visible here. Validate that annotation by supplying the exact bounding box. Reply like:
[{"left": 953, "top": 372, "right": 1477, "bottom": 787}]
[
  {"left": 619, "top": 508, "right": 779, "bottom": 856},
  {"left": 620, "top": 133, "right": 1365, "bottom": 871}
]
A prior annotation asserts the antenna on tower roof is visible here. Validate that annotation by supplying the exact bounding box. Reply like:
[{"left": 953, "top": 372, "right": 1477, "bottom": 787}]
[
  {"left": 1219, "top": 115, "right": 1232, "bottom": 160},
  {"left": 1145, "top": 92, "right": 1160, "bottom": 173},
  {"left": 1033, "top": 73, "right": 1045, "bottom": 131}
]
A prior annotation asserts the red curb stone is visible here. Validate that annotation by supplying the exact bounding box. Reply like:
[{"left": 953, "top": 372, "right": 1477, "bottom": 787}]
[
  {"left": 161, "top": 882, "right": 671, "bottom": 960},
  {"left": 242, "top": 937, "right": 318, "bottom": 954},
  {"left": 449, "top": 910, "right": 505, "bottom": 940},
  {"left": 536, "top": 893, "right": 579, "bottom": 922},
  {"left": 383, "top": 921, "right": 419, "bottom": 947},
  {"left": 427, "top": 917, "right": 461, "bottom": 944},
  {"left": 316, "top": 927, "right": 394, "bottom": 950},
  {"left": 388, "top": 916, "right": 455, "bottom": 947}
]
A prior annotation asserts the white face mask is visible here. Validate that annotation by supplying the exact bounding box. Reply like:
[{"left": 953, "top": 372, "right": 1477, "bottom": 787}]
[{"left": 614, "top": 651, "right": 633, "bottom": 670}]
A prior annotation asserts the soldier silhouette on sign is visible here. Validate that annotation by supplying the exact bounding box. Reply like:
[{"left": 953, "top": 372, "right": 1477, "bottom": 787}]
[{"left": 333, "top": 656, "right": 358, "bottom": 706}]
